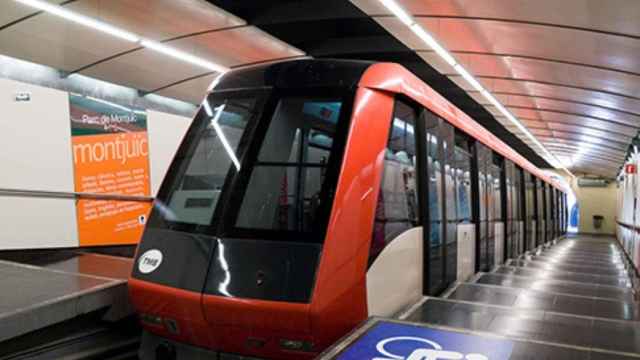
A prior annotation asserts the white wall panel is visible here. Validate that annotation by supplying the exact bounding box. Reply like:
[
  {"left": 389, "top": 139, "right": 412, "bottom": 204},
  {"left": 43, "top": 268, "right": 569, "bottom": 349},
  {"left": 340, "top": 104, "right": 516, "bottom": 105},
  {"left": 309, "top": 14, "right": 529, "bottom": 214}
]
[
  {"left": 0, "top": 77, "right": 191, "bottom": 249},
  {"left": 0, "top": 78, "right": 77, "bottom": 249},
  {"left": 146, "top": 110, "right": 192, "bottom": 195},
  {"left": 0, "top": 78, "right": 74, "bottom": 191},
  {"left": 0, "top": 197, "right": 78, "bottom": 249}
]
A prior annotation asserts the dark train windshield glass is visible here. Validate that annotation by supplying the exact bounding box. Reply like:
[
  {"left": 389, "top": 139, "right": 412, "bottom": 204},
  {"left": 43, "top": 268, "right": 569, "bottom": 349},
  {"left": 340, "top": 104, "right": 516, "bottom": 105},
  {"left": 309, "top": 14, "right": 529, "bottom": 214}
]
[
  {"left": 159, "top": 94, "right": 259, "bottom": 226},
  {"left": 151, "top": 89, "right": 350, "bottom": 242},
  {"left": 232, "top": 98, "right": 343, "bottom": 233}
]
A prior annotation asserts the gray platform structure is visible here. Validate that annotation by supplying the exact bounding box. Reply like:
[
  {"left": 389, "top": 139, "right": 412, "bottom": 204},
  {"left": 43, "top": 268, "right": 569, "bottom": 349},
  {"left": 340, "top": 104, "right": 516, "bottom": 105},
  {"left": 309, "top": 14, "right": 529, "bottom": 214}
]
[
  {"left": 319, "top": 235, "right": 640, "bottom": 360},
  {"left": 0, "top": 252, "right": 133, "bottom": 343}
]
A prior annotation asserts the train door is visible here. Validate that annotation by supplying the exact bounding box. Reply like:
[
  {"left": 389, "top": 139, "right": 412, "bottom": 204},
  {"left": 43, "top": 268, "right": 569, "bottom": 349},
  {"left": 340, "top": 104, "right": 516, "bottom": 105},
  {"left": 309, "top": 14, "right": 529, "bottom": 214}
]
[
  {"left": 367, "top": 98, "right": 422, "bottom": 315},
  {"left": 557, "top": 190, "right": 562, "bottom": 238},
  {"left": 514, "top": 166, "right": 524, "bottom": 256},
  {"left": 545, "top": 184, "right": 552, "bottom": 244},
  {"left": 563, "top": 194, "right": 568, "bottom": 235},
  {"left": 422, "top": 110, "right": 446, "bottom": 294},
  {"left": 490, "top": 154, "right": 504, "bottom": 267},
  {"left": 504, "top": 160, "right": 513, "bottom": 261},
  {"left": 524, "top": 171, "right": 536, "bottom": 251},
  {"left": 559, "top": 191, "right": 564, "bottom": 236},
  {"left": 536, "top": 179, "right": 545, "bottom": 247},
  {"left": 556, "top": 190, "right": 563, "bottom": 238},
  {"left": 442, "top": 122, "right": 457, "bottom": 287},
  {"left": 474, "top": 143, "right": 491, "bottom": 272},
  {"left": 549, "top": 187, "right": 555, "bottom": 242},
  {"left": 453, "top": 133, "right": 474, "bottom": 280},
  {"left": 559, "top": 192, "right": 567, "bottom": 236}
]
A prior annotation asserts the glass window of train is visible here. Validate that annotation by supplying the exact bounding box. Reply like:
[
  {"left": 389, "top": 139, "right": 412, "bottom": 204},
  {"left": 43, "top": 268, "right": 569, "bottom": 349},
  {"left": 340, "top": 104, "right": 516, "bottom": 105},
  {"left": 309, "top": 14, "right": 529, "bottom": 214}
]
[
  {"left": 442, "top": 123, "right": 456, "bottom": 221},
  {"left": 454, "top": 147, "right": 472, "bottom": 222},
  {"left": 454, "top": 130, "right": 471, "bottom": 152},
  {"left": 369, "top": 99, "right": 419, "bottom": 263},
  {"left": 234, "top": 97, "right": 344, "bottom": 233},
  {"left": 162, "top": 95, "right": 257, "bottom": 225},
  {"left": 425, "top": 114, "right": 443, "bottom": 242},
  {"left": 525, "top": 172, "right": 534, "bottom": 220},
  {"left": 477, "top": 144, "right": 489, "bottom": 222},
  {"left": 491, "top": 165, "right": 502, "bottom": 221},
  {"left": 513, "top": 167, "right": 521, "bottom": 220},
  {"left": 423, "top": 110, "right": 446, "bottom": 292}
]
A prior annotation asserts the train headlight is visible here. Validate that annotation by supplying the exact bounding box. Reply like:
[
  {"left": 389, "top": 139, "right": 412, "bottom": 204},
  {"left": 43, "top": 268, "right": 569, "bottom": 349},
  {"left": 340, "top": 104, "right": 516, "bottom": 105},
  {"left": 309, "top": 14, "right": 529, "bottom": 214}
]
[{"left": 279, "top": 339, "right": 314, "bottom": 352}]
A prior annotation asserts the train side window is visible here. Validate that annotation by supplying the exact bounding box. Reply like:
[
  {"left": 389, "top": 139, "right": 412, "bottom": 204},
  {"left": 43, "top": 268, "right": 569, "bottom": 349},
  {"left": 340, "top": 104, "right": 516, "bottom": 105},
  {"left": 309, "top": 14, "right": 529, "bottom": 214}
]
[
  {"left": 369, "top": 99, "right": 419, "bottom": 265},
  {"left": 454, "top": 147, "right": 472, "bottom": 222}
]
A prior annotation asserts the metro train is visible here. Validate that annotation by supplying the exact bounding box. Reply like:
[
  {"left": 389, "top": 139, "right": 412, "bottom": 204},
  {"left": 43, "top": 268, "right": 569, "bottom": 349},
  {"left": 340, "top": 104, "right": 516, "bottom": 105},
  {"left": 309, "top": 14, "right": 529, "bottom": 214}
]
[{"left": 129, "top": 59, "right": 568, "bottom": 360}]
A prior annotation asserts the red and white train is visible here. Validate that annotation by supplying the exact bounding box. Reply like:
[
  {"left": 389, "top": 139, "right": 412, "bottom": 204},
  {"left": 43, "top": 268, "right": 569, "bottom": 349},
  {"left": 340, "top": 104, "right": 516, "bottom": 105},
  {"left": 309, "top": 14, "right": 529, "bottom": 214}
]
[{"left": 129, "top": 59, "right": 567, "bottom": 360}]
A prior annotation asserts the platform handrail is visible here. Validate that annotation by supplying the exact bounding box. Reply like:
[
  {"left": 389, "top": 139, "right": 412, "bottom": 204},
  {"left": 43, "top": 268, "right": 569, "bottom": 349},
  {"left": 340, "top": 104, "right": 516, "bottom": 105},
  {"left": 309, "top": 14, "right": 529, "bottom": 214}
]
[{"left": 0, "top": 188, "right": 154, "bottom": 202}]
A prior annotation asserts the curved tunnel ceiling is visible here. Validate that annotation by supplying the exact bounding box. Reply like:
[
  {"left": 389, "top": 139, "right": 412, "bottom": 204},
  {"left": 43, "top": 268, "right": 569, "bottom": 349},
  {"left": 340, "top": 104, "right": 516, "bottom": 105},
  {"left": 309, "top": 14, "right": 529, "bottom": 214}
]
[
  {"left": 1, "top": 0, "right": 637, "bottom": 178},
  {"left": 350, "top": 0, "right": 640, "bottom": 178},
  {"left": 0, "top": 0, "right": 306, "bottom": 103},
  {"left": 0, "top": 0, "right": 554, "bottom": 171}
]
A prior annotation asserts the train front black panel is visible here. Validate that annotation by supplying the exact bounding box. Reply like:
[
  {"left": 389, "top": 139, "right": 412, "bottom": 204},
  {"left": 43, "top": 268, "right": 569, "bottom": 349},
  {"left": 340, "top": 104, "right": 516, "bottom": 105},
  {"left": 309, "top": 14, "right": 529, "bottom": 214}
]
[
  {"left": 203, "top": 238, "right": 321, "bottom": 303},
  {"left": 132, "top": 228, "right": 214, "bottom": 292}
]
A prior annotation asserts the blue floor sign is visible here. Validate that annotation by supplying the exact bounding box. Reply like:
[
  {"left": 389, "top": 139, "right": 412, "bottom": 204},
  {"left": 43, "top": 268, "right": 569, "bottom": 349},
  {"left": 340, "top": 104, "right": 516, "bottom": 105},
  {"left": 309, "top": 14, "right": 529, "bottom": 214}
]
[{"left": 337, "top": 321, "right": 514, "bottom": 360}]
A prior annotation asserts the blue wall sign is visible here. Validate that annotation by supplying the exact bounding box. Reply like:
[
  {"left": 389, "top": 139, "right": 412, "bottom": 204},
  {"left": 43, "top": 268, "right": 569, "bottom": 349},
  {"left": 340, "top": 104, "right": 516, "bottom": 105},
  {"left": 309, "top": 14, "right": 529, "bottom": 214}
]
[{"left": 336, "top": 321, "right": 514, "bottom": 360}]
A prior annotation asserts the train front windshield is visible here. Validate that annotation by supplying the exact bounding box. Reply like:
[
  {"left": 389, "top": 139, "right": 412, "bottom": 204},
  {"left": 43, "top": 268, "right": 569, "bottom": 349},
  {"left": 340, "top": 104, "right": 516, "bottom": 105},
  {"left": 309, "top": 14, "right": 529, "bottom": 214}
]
[{"left": 150, "top": 89, "right": 350, "bottom": 244}]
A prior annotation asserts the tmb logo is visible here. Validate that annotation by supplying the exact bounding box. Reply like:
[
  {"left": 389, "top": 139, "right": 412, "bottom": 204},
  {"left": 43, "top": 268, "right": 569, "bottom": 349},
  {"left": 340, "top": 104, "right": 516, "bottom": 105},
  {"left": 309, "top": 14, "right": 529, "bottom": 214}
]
[
  {"left": 337, "top": 322, "right": 513, "bottom": 360},
  {"left": 138, "top": 249, "right": 163, "bottom": 274},
  {"left": 373, "top": 336, "right": 488, "bottom": 360}
]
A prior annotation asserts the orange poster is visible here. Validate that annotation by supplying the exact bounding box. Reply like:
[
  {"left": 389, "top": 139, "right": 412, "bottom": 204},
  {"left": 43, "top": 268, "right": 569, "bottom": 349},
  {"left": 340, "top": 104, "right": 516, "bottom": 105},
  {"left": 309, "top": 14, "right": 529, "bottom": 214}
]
[{"left": 69, "top": 94, "right": 151, "bottom": 246}]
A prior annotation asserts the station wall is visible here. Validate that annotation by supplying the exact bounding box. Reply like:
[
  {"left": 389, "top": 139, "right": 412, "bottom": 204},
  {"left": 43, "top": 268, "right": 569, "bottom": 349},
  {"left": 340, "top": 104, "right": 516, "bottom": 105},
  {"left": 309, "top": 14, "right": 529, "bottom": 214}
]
[
  {"left": 0, "top": 77, "right": 192, "bottom": 250},
  {"left": 571, "top": 180, "right": 617, "bottom": 235},
  {"left": 545, "top": 170, "right": 616, "bottom": 236}
]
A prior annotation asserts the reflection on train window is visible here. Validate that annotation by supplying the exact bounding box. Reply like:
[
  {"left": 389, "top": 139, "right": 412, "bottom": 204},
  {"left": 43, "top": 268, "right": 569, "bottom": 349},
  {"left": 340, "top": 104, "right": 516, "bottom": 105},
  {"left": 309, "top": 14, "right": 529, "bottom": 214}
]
[
  {"left": 165, "top": 97, "right": 255, "bottom": 225},
  {"left": 235, "top": 98, "right": 341, "bottom": 232},
  {"left": 369, "top": 100, "right": 418, "bottom": 264},
  {"left": 454, "top": 148, "right": 472, "bottom": 222}
]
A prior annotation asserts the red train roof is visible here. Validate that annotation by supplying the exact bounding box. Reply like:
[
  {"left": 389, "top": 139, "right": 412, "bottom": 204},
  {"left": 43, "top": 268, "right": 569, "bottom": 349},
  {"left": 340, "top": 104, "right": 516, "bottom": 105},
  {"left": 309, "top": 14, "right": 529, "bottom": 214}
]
[{"left": 359, "top": 62, "right": 563, "bottom": 192}]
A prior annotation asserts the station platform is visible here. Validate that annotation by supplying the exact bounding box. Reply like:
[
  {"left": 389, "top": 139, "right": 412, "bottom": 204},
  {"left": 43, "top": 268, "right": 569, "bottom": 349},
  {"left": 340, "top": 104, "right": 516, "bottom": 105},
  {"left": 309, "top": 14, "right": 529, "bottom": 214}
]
[
  {"left": 0, "top": 251, "right": 134, "bottom": 343},
  {"left": 319, "top": 235, "right": 640, "bottom": 360}
]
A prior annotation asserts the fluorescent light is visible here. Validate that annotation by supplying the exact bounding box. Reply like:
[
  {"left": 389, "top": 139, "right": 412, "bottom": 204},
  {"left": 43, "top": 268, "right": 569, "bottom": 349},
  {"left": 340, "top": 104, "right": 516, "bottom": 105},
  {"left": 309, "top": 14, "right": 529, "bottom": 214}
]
[
  {"left": 455, "top": 64, "right": 484, "bottom": 91},
  {"left": 410, "top": 24, "right": 457, "bottom": 66},
  {"left": 202, "top": 99, "right": 213, "bottom": 117},
  {"left": 207, "top": 73, "right": 225, "bottom": 92},
  {"left": 379, "top": 0, "right": 414, "bottom": 26},
  {"left": 14, "top": 0, "right": 229, "bottom": 74},
  {"left": 377, "top": 0, "right": 576, "bottom": 178},
  {"left": 140, "top": 40, "right": 228, "bottom": 72},
  {"left": 210, "top": 104, "right": 241, "bottom": 171},
  {"left": 14, "top": 0, "right": 139, "bottom": 42}
]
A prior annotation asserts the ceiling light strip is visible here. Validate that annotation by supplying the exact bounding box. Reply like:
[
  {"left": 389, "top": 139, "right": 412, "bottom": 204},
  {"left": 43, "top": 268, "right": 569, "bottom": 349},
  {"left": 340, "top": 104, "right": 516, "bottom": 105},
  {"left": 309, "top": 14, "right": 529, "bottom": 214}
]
[
  {"left": 377, "top": 0, "right": 575, "bottom": 179},
  {"left": 140, "top": 40, "right": 228, "bottom": 73},
  {"left": 14, "top": 0, "right": 229, "bottom": 73},
  {"left": 15, "top": 0, "right": 139, "bottom": 42}
]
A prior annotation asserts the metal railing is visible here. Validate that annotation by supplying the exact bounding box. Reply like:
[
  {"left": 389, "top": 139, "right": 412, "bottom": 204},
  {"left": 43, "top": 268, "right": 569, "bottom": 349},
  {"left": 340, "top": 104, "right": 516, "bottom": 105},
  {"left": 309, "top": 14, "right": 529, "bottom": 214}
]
[{"left": 0, "top": 188, "right": 154, "bottom": 203}]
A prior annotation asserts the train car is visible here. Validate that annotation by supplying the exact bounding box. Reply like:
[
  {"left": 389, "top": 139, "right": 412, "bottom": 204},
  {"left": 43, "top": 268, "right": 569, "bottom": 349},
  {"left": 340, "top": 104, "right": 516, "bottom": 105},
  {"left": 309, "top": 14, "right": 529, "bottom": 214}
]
[{"left": 129, "top": 59, "right": 565, "bottom": 360}]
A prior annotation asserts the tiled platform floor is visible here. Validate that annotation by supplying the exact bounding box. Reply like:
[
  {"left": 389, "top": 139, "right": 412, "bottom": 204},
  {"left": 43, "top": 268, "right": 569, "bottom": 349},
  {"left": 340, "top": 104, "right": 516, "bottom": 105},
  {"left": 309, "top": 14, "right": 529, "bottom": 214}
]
[
  {"left": 320, "top": 235, "right": 640, "bottom": 359},
  {"left": 0, "top": 253, "right": 133, "bottom": 342},
  {"left": 399, "top": 235, "right": 640, "bottom": 358}
]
